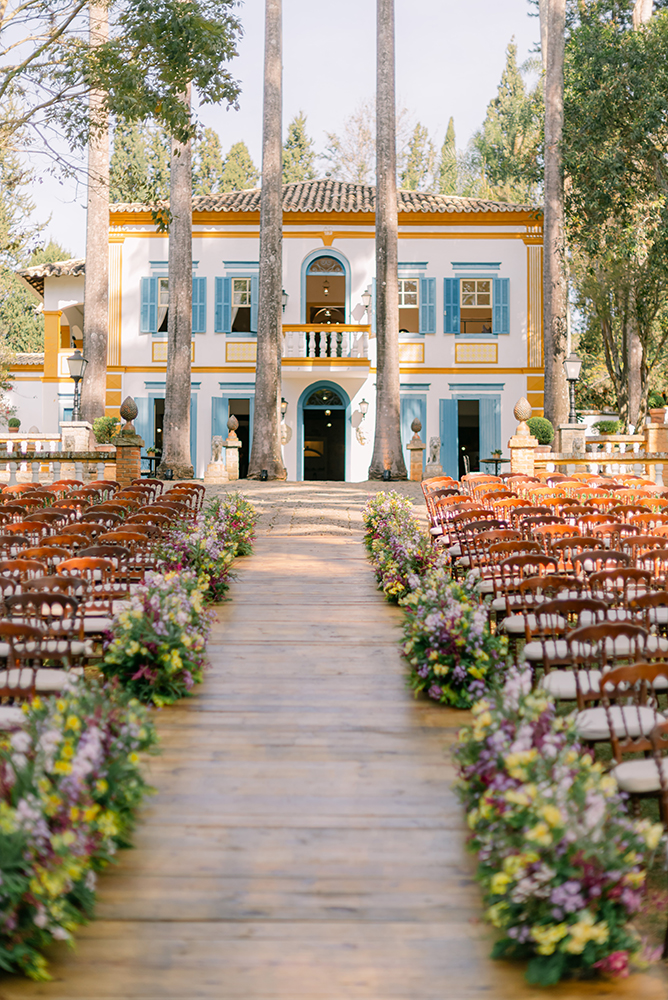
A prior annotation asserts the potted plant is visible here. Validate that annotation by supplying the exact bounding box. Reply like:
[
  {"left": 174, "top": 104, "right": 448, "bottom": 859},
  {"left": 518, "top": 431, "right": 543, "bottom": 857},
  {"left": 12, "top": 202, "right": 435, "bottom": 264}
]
[
  {"left": 8, "top": 417, "right": 20, "bottom": 434},
  {"left": 527, "top": 416, "right": 554, "bottom": 456},
  {"left": 647, "top": 390, "right": 666, "bottom": 424},
  {"left": 491, "top": 448, "right": 502, "bottom": 458},
  {"left": 593, "top": 419, "right": 621, "bottom": 436},
  {"left": 146, "top": 447, "right": 156, "bottom": 457}
]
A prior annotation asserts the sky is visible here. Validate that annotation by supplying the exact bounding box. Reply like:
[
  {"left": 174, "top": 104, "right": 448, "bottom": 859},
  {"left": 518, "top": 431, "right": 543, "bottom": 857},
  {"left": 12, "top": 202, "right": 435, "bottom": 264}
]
[{"left": 28, "top": 0, "right": 540, "bottom": 258}]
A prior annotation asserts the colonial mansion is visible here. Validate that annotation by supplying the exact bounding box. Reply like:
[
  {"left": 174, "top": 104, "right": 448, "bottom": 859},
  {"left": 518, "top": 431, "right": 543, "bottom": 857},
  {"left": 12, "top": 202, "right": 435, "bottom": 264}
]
[{"left": 15, "top": 179, "right": 544, "bottom": 481}]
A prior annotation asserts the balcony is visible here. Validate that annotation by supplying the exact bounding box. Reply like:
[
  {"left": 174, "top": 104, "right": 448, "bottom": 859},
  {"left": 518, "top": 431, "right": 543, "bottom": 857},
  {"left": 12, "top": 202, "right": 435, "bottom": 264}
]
[{"left": 282, "top": 325, "right": 370, "bottom": 371}]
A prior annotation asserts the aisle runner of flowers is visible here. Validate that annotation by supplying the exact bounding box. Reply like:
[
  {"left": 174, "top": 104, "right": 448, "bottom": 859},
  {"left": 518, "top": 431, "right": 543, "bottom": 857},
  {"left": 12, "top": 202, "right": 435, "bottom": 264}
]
[
  {"left": 362, "top": 491, "right": 665, "bottom": 985},
  {"left": 362, "top": 492, "right": 506, "bottom": 709},
  {"left": 0, "top": 492, "right": 257, "bottom": 979}
]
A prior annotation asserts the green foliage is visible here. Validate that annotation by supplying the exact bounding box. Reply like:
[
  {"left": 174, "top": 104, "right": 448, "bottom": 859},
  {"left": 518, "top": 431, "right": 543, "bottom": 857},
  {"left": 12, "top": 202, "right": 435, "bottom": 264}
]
[
  {"left": 526, "top": 416, "right": 554, "bottom": 444},
  {"left": 400, "top": 122, "right": 435, "bottom": 191},
  {"left": 648, "top": 389, "right": 666, "bottom": 407},
  {"left": 92, "top": 415, "right": 119, "bottom": 443},
  {"left": 283, "top": 111, "right": 316, "bottom": 184},
  {"left": 110, "top": 121, "right": 170, "bottom": 203},
  {"left": 593, "top": 420, "right": 621, "bottom": 434},
  {"left": 438, "top": 117, "right": 458, "bottom": 195},
  {"left": 220, "top": 141, "right": 259, "bottom": 191},
  {"left": 7, "top": 417, "right": 19, "bottom": 428},
  {"left": 470, "top": 40, "right": 543, "bottom": 203},
  {"left": 1, "top": 239, "right": 72, "bottom": 353},
  {"left": 193, "top": 127, "right": 225, "bottom": 196}
]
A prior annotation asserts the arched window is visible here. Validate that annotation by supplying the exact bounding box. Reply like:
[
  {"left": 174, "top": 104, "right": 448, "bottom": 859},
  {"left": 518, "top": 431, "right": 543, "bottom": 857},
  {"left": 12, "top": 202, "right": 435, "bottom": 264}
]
[
  {"left": 305, "top": 387, "right": 344, "bottom": 407},
  {"left": 305, "top": 255, "right": 346, "bottom": 324}
]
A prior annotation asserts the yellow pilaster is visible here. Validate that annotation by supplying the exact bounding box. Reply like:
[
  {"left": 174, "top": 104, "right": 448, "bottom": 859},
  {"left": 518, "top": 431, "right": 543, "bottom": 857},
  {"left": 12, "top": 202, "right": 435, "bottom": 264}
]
[
  {"left": 527, "top": 243, "right": 543, "bottom": 369},
  {"left": 108, "top": 241, "right": 122, "bottom": 367},
  {"left": 43, "top": 310, "right": 62, "bottom": 379}
]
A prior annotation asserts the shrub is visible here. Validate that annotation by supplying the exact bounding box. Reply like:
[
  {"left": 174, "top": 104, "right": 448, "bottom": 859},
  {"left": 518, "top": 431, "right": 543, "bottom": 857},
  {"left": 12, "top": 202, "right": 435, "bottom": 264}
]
[
  {"left": 8, "top": 417, "right": 20, "bottom": 428},
  {"left": 527, "top": 416, "right": 554, "bottom": 445},
  {"left": 593, "top": 420, "right": 621, "bottom": 435},
  {"left": 455, "top": 669, "right": 664, "bottom": 986},
  {"left": 647, "top": 389, "right": 666, "bottom": 408},
  {"left": 0, "top": 678, "right": 156, "bottom": 979},
  {"left": 101, "top": 570, "right": 212, "bottom": 705},
  {"left": 92, "top": 416, "right": 119, "bottom": 443}
]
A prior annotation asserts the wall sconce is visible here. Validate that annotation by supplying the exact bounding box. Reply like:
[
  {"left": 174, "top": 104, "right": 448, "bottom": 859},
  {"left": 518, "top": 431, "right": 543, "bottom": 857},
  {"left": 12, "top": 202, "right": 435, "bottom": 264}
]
[
  {"left": 323, "top": 279, "right": 330, "bottom": 297},
  {"left": 66, "top": 349, "right": 88, "bottom": 421},
  {"left": 281, "top": 398, "right": 288, "bottom": 417},
  {"left": 361, "top": 289, "right": 372, "bottom": 315},
  {"left": 359, "top": 398, "right": 369, "bottom": 420},
  {"left": 282, "top": 289, "right": 289, "bottom": 313}
]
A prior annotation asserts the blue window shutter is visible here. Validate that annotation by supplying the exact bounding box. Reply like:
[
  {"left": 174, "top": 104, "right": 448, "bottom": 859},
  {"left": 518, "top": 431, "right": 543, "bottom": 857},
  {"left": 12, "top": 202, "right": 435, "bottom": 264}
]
[
  {"left": 250, "top": 276, "right": 259, "bottom": 333},
  {"left": 212, "top": 397, "right": 227, "bottom": 438},
  {"left": 400, "top": 395, "right": 426, "bottom": 472},
  {"left": 140, "top": 277, "right": 158, "bottom": 333},
  {"left": 134, "top": 396, "right": 150, "bottom": 451},
  {"left": 439, "top": 398, "right": 459, "bottom": 478},
  {"left": 190, "top": 394, "right": 197, "bottom": 471},
  {"left": 479, "top": 395, "right": 501, "bottom": 459},
  {"left": 372, "top": 278, "right": 377, "bottom": 335},
  {"left": 192, "top": 277, "right": 206, "bottom": 333},
  {"left": 214, "top": 278, "right": 223, "bottom": 333},
  {"left": 419, "top": 277, "right": 436, "bottom": 334},
  {"left": 443, "top": 278, "right": 459, "bottom": 334},
  {"left": 222, "top": 277, "right": 232, "bottom": 333},
  {"left": 493, "top": 277, "right": 510, "bottom": 334}
]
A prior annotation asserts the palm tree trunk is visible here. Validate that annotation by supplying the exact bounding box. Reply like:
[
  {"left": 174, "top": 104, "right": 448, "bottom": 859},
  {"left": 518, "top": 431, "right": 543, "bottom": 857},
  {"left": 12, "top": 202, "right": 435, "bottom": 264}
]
[
  {"left": 158, "top": 84, "right": 194, "bottom": 480},
  {"left": 80, "top": 1, "right": 108, "bottom": 424},
  {"left": 543, "top": 0, "right": 569, "bottom": 431},
  {"left": 247, "top": 0, "right": 286, "bottom": 480},
  {"left": 368, "top": 0, "right": 406, "bottom": 480}
]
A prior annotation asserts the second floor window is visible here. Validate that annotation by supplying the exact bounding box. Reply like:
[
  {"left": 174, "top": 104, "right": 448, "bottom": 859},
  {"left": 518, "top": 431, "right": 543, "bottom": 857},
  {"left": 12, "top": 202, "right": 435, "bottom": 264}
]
[
  {"left": 460, "top": 279, "right": 492, "bottom": 334},
  {"left": 140, "top": 275, "right": 207, "bottom": 334},
  {"left": 398, "top": 278, "right": 419, "bottom": 334},
  {"left": 232, "top": 278, "right": 252, "bottom": 332}
]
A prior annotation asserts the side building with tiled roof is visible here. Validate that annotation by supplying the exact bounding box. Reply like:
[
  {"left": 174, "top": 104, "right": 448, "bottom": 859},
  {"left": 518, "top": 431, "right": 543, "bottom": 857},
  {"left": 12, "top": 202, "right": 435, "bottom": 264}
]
[{"left": 14, "top": 179, "right": 544, "bottom": 481}]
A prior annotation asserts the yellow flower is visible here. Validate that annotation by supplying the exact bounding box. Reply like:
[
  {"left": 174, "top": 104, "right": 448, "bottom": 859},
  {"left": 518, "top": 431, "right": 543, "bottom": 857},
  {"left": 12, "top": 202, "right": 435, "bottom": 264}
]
[
  {"left": 60, "top": 742, "right": 75, "bottom": 760},
  {"left": 69, "top": 806, "right": 80, "bottom": 822},
  {"left": 637, "top": 821, "right": 664, "bottom": 852},
  {"left": 486, "top": 902, "right": 509, "bottom": 928},
  {"left": 95, "top": 779, "right": 109, "bottom": 794},
  {"left": 83, "top": 804, "right": 100, "bottom": 823},
  {"left": 467, "top": 808, "right": 480, "bottom": 829},
  {"left": 53, "top": 760, "right": 72, "bottom": 775},
  {"left": 563, "top": 911, "right": 609, "bottom": 954},
  {"left": 540, "top": 805, "right": 563, "bottom": 828},
  {"left": 56, "top": 699, "right": 66, "bottom": 713},
  {"left": 526, "top": 822, "right": 552, "bottom": 847},
  {"left": 128, "top": 752, "right": 139, "bottom": 765},
  {"left": 623, "top": 870, "right": 645, "bottom": 889},
  {"left": 490, "top": 871, "right": 511, "bottom": 895},
  {"left": 30, "top": 696, "right": 42, "bottom": 711},
  {"left": 505, "top": 789, "right": 530, "bottom": 807},
  {"left": 503, "top": 853, "right": 537, "bottom": 876},
  {"left": 531, "top": 922, "right": 568, "bottom": 955}
]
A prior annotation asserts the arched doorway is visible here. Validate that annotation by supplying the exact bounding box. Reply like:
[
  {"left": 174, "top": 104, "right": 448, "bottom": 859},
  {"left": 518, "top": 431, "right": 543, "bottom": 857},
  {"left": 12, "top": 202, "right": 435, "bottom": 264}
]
[
  {"left": 299, "top": 382, "right": 349, "bottom": 481},
  {"left": 305, "top": 255, "right": 346, "bottom": 324}
]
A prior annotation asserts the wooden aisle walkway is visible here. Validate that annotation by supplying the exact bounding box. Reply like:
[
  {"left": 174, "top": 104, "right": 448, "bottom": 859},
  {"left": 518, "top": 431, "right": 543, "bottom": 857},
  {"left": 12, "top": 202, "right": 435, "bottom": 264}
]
[{"left": 1, "top": 483, "right": 666, "bottom": 1000}]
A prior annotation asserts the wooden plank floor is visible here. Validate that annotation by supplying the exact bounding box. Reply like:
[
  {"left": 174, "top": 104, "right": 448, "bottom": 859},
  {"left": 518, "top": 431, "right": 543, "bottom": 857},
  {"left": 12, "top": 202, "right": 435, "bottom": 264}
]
[{"left": 1, "top": 483, "right": 666, "bottom": 999}]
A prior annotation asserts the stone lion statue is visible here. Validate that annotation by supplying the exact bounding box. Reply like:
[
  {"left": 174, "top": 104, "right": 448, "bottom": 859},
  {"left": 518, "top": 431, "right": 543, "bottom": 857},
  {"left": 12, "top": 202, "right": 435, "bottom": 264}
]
[
  {"left": 428, "top": 437, "right": 441, "bottom": 464},
  {"left": 211, "top": 435, "right": 224, "bottom": 463}
]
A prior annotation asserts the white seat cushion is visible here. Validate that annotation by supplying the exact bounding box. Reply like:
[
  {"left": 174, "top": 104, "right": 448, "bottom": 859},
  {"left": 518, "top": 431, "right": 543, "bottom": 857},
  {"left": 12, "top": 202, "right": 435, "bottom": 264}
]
[
  {"left": 0, "top": 668, "right": 34, "bottom": 691},
  {"left": 612, "top": 758, "right": 668, "bottom": 794},
  {"left": 576, "top": 705, "right": 665, "bottom": 742},
  {"left": 448, "top": 543, "right": 461, "bottom": 557},
  {"left": 491, "top": 596, "right": 507, "bottom": 612},
  {"left": 579, "top": 608, "right": 633, "bottom": 625},
  {"left": 648, "top": 607, "right": 668, "bottom": 625},
  {"left": 456, "top": 556, "right": 471, "bottom": 567},
  {"left": 34, "top": 667, "right": 84, "bottom": 692},
  {"left": 0, "top": 705, "right": 25, "bottom": 729},
  {"left": 478, "top": 579, "right": 494, "bottom": 594},
  {"left": 541, "top": 669, "right": 603, "bottom": 700},
  {"left": 430, "top": 526, "right": 443, "bottom": 536},
  {"left": 523, "top": 639, "right": 570, "bottom": 662}
]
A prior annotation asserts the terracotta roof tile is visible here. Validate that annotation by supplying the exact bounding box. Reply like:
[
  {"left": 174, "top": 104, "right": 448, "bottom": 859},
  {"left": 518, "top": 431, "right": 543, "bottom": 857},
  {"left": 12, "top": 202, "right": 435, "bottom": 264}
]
[
  {"left": 17, "top": 259, "right": 85, "bottom": 296},
  {"left": 110, "top": 179, "right": 537, "bottom": 216}
]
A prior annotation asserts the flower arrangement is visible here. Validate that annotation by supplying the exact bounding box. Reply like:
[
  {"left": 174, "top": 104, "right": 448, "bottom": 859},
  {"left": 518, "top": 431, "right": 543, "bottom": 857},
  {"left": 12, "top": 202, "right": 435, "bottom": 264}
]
[
  {"left": 455, "top": 668, "right": 664, "bottom": 986},
  {"left": 362, "top": 492, "right": 446, "bottom": 602},
  {"left": 402, "top": 570, "right": 508, "bottom": 708},
  {"left": 158, "top": 493, "right": 257, "bottom": 600},
  {"left": 101, "top": 570, "right": 212, "bottom": 705},
  {"left": 0, "top": 677, "right": 156, "bottom": 980}
]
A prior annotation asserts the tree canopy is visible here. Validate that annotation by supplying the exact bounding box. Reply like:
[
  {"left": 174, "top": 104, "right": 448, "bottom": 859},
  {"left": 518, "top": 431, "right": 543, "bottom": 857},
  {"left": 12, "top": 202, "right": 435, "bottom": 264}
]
[{"left": 282, "top": 111, "right": 316, "bottom": 183}]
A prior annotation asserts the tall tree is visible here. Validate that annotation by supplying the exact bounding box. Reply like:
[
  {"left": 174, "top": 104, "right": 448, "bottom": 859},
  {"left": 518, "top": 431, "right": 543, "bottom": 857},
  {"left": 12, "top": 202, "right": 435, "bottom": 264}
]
[
  {"left": 472, "top": 41, "right": 543, "bottom": 203},
  {"left": 369, "top": 0, "right": 406, "bottom": 480},
  {"left": 322, "top": 100, "right": 414, "bottom": 184},
  {"left": 80, "top": 2, "right": 109, "bottom": 424},
  {"left": 193, "top": 127, "right": 225, "bottom": 195},
  {"left": 220, "top": 141, "right": 259, "bottom": 191},
  {"left": 282, "top": 111, "right": 316, "bottom": 183},
  {"left": 400, "top": 122, "right": 435, "bottom": 191},
  {"left": 438, "top": 117, "right": 457, "bottom": 195},
  {"left": 248, "top": 0, "right": 286, "bottom": 480},
  {"left": 110, "top": 121, "right": 171, "bottom": 203},
  {"left": 158, "top": 86, "right": 194, "bottom": 480},
  {"left": 542, "top": 0, "right": 569, "bottom": 430}
]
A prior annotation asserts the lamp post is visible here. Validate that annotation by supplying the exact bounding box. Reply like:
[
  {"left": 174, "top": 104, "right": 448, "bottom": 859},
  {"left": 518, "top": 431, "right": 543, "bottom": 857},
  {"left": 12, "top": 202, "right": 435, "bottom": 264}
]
[
  {"left": 361, "top": 289, "right": 372, "bottom": 317},
  {"left": 66, "top": 350, "right": 88, "bottom": 422},
  {"left": 562, "top": 351, "right": 583, "bottom": 425}
]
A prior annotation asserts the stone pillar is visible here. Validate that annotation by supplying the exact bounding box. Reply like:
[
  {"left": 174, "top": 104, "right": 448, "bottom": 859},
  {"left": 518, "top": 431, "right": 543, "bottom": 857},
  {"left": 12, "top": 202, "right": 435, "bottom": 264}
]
[
  {"left": 204, "top": 435, "right": 229, "bottom": 484},
  {"left": 406, "top": 418, "right": 426, "bottom": 482},
  {"left": 60, "top": 421, "right": 95, "bottom": 452},
  {"left": 508, "top": 397, "right": 539, "bottom": 476},
  {"left": 424, "top": 436, "right": 444, "bottom": 479},
  {"left": 225, "top": 415, "right": 242, "bottom": 482},
  {"left": 111, "top": 396, "right": 144, "bottom": 487},
  {"left": 645, "top": 421, "right": 668, "bottom": 482},
  {"left": 557, "top": 423, "right": 586, "bottom": 455}
]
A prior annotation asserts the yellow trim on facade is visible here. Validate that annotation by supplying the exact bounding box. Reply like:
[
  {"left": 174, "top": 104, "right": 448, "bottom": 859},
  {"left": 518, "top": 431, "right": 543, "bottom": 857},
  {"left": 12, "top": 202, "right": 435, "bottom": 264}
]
[
  {"left": 108, "top": 241, "right": 122, "bottom": 366},
  {"left": 110, "top": 209, "right": 542, "bottom": 228},
  {"left": 282, "top": 357, "right": 370, "bottom": 367},
  {"left": 43, "top": 311, "right": 61, "bottom": 380},
  {"left": 527, "top": 244, "right": 543, "bottom": 368},
  {"left": 455, "top": 342, "right": 498, "bottom": 365},
  {"left": 527, "top": 375, "right": 545, "bottom": 390}
]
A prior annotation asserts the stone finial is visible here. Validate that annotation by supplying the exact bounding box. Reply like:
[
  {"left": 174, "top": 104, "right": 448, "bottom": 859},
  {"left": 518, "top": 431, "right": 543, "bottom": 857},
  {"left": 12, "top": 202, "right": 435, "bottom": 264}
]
[
  {"left": 411, "top": 417, "right": 422, "bottom": 435},
  {"left": 227, "top": 414, "right": 239, "bottom": 433},
  {"left": 120, "top": 396, "right": 139, "bottom": 432},
  {"left": 513, "top": 396, "right": 533, "bottom": 437}
]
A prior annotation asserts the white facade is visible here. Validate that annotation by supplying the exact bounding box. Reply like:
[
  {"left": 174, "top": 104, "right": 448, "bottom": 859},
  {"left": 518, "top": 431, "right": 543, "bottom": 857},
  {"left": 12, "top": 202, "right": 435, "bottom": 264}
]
[{"left": 15, "top": 181, "right": 544, "bottom": 480}]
